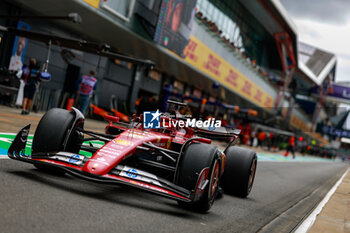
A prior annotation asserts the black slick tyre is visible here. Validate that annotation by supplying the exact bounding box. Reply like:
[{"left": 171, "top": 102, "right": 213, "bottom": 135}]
[
  {"left": 32, "top": 108, "right": 84, "bottom": 174},
  {"left": 176, "top": 143, "right": 221, "bottom": 212},
  {"left": 221, "top": 146, "right": 257, "bottom": 198}
]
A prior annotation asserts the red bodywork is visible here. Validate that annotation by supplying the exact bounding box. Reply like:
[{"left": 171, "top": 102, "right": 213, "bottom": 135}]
[
  {"left": 103, "top": 116, "right": 228, "bottom": 176},
  {"left": 84, "top": 129, "right": 172, "bottom": 175},
  {"left": 8, "top": 114, "right": 237, "bottom": 203}
]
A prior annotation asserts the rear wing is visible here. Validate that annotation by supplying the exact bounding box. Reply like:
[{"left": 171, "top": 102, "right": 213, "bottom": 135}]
[{"left": 195, "top": 128, "right": 241, "bottom": 152}]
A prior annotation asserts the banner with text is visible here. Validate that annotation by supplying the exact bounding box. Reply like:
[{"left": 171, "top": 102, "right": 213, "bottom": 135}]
[
  {"left": 183, "top": 36, "right": 274, "bottom": 108},
  {"left": 83, "top": 0, "right": 99, "bottom": 8}
]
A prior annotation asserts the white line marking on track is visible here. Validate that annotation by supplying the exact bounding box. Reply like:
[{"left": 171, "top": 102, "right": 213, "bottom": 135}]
[
  {"left": 0, "top": 155, "right": 9, "bottom": 159},
  {"left": 294, "top": 168, "right": 350, "bottom": 233},
  {"left": 0, "top": 132, "right": 16, "bottom": 135},
  {"left": 0, "top": 132, "right": 34, "bottom": 136}
]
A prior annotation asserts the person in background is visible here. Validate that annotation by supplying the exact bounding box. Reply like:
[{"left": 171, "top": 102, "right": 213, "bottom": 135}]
[
  {"left": 243, "top": 124, "right": 251, "bottom": 145},
  {"left": 250, "top": 128, "right": 256, "bottom": 147},
  {"left": 284, "top": 136, "right": 296, "bottom": 159},
  {"left": 257, "top": 129, "right": 266, "bottom": 148},
  {"left": 21, "top": 58, "right": 40, "bottom": 115},
  {"left": 268, "top": 132, "right": 274, "bottom": 151},
  {"left": 76, "top": 70, "right": 97, "bottom": 115}
]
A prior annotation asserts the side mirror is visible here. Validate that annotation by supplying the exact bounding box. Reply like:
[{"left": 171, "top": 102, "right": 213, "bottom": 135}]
[{"left": 233, "top": 129, "right": 241, "bottom": 135}]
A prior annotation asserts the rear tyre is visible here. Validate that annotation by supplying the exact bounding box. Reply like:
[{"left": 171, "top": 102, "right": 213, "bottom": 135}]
[
  {"left": 221, "top": 147, "right": 257, "bottom": 197},
  {"left": 176, "top": 143, "right": 221, "bottom": 212},
  {"left": 32, "top": 108, "right": 84, "bottom": 174}
]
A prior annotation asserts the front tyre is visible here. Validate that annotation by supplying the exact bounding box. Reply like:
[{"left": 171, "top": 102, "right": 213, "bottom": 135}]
[
  {"left": 176, "top": 143, "right": 221, "bottom": 212},
  {"left": 32, "top": 108, "right": 84, "bottom": 173}
]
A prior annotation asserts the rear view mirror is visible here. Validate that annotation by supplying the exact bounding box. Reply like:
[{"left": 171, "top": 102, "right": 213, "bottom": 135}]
[{"left": 233, "top": 129, "right": 241, "bottom": 135}]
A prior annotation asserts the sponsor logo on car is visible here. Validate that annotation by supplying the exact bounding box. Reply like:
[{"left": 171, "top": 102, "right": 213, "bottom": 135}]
[
  {"left": 126, "top": 168, "right": 138, "bottom": 178},
  {"left": 166, "top": 139, "right": 171, "bottom": 149},
  {"left": 97, "top": 157, "right": 106, "bottom": 162},
  {"left": 68, "top": 154, "right": 81, "bottom": 164},
  {"left": 99, "top": 148, "right": 120, "bottom": 154},
  {"left": 104, "top": 154, "right": 117, "bottom": 159},
  {"left": 109, "top": 143, "right": 125, "bottom": 149},
  {"left": 153, "top": 142, "right": 165, "bottom": 147},
  {"left": 90, "top": 159, "right": 110, "bottom": 166},
  {"left": 120, "top": 166, "right": 162, "bottom": 186},
  {"left": 20, "top": 128, "right": 29, "bottom": 143},
  {"left": 127, "top": 130, "right": 152, "bottom": 139},
  {"left": 114, "top": 139, "right": 132, "bottom": 146}
]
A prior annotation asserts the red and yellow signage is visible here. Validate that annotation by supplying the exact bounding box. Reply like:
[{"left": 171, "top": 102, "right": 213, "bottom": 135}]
[
  {"left": 83, "top": 0, "right": 100, "bottom": 8},
  {"left": 290, "top": 114, "right": 311, "bottom": 131},
  {"left": 183, "top": 36, "right": 274, "bottom": 108},
  {"left": 282, "top": 109, "right": 312, "bottom": 131}
]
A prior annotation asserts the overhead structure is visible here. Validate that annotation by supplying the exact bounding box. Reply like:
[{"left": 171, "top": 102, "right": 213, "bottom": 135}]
[
  {"left": 288, "top": 41, "right": 338, "bottom": 132},
  {"left": 298, "top": 42, "right": 337, "bottom": 86},
  {"left": 273, "top": 32, "right": 296, "bottom": 110}
]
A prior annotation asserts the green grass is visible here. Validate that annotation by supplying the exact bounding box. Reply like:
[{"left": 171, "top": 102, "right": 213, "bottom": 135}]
[{"left": 0, "top": 133, "right": 104, "bottom": 157}]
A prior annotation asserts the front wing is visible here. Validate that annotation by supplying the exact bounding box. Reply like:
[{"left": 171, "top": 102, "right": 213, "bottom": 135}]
[{"left": 8, "top": 125, "right": 192, "bottom": 203}]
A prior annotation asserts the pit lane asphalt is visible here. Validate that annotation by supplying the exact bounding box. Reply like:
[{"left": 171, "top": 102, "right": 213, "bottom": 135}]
[{"left": 0, "top": 159, "right": 347, "bottom": 233}]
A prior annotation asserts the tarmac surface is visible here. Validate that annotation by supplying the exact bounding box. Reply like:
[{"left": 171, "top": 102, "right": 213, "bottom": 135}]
[
  {"left": 0, "top": 105, "right": 349, "bottom": 233},
  {"left": 0, "top": 159, "right": 347, "bottom": 233}
]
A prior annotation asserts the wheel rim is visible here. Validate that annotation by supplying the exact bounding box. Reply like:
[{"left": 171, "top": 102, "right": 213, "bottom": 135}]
[
  {"left": 210, "top": 160, "right": 220, "bottom": 198},
  {"left": 248, "top": 158, "right": 257, "bottom": 192}
]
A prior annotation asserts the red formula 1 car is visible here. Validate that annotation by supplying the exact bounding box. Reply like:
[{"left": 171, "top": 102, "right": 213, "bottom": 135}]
[{"left": 8, "top": 103, "right": 257, "bottom": 212}]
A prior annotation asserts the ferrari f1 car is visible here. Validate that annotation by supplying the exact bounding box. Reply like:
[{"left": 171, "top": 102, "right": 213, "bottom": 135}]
[{"left": 8, "top": 102, "right": 257, "bottom": 212}]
